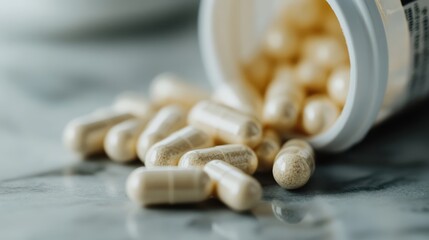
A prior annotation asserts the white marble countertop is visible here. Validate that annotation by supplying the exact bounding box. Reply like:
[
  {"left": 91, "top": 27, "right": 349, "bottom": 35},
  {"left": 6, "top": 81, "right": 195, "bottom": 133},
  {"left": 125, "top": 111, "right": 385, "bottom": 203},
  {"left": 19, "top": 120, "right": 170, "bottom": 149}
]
[{"left": 0, "top": 14, "right": 428, "bottom": 240}]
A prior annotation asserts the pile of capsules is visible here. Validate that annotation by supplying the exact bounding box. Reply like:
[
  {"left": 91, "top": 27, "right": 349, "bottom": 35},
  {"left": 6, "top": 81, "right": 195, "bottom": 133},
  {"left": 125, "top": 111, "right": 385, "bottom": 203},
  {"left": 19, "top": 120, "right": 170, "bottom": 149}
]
[{"left": 63, "top": 0, "right": 349, "bottom": 212}]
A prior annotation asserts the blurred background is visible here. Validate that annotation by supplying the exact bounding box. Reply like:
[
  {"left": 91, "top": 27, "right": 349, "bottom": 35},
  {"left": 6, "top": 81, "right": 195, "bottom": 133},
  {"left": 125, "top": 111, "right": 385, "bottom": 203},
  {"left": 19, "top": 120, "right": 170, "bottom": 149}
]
[{"left": 0, "top": 1, "right": 428, "bottom": 240}]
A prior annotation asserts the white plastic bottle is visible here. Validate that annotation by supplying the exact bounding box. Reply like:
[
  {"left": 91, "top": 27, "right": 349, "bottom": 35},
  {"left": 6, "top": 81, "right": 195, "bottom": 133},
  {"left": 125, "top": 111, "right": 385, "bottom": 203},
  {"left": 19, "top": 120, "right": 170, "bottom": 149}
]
[{"left": 199, "top": 0, "right": 429, "bottom": 152}]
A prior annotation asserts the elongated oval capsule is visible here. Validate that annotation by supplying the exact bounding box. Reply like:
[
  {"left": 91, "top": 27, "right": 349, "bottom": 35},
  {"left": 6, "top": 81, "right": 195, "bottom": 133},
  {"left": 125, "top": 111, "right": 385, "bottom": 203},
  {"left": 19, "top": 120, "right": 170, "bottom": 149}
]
[
  {"left": 273, "top": 139, "right": 315, "bottom": 189},
  {"left": 279, "top": 0, "right": 323, "bottom": 31},
  {"left": 212, "top": 80, "right": 263, "bottom": 120},
  {"left": 179, "top": 144, "right": 258, "bottom": 174},
  {"left": 242, "top": 53, "right": 273, "bottom": 93},
  {"left": 263, "top": 66, "right": 305, "bottom": 132},
  {"left": 137, "top": 105, "right": 188, "bottom": 162},
  {"left": 254, "top": 129, "right": 281, "bottom": 172},
  {"left": 104, "top": 114, "right": 153, "bottom": 163},
  {"left": 264, "top": 22, "right": 300, "bottom": 60},
  {"left": 150, "top": 73, "right": 209, "bottom": 109},
  {"left": 113, "top": 92, "right": 156, "bottom": 117},
  {"left": 63, "top": 110, "right": 134, "bottom": 157},
  {"left": 145, "top": 126, "right": 214, "bottom": 167},
  {"left": 302, "top": 95, "right": 340, "bottom": 135},
  {"left": 327, "top": 65, "right": 350, "bottom": 107},
  {"left": 302, "top": 35, "right": 349, "bottom": 70},
  {"left": 295, "top": 59, "right": 329, "bottom": 92},
  {"left": 126, "top": 167, "right": 214, "bottom": 206},
  {"left": 188, "top": 101, "right": 263, "bottom": 148},
  {"left": 204, "top": 160, "right": 262, "bottom": 211}
]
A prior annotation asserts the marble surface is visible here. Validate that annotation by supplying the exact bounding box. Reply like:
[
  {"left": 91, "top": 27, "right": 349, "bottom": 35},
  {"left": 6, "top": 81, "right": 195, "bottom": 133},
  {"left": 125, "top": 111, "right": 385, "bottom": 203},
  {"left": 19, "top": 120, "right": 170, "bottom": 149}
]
[{"left": 1, "top": 14, "right": 429, "bottom": 240}]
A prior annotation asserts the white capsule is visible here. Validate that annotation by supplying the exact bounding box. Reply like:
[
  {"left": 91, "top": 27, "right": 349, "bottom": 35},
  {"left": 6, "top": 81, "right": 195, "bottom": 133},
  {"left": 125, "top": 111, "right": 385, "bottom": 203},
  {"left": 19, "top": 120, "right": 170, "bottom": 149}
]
[
  {"left": 327, "top": 65, "right": 350, "bottom": 107},
  {"left": 279, "top": 0, "right": 324, "bottom": 31},
  {"left": 264, "top": 23, "right": 300, "bottom": 60},
  {"left": 273, "top": 139, "right": 315, "bottom": 189},
  {"left": 204, "top": 160, "right": 262, "bottom": 211},
  {"left": 295, "top": 60, "right": 329, "bottom": 92},
  {"left": 242, "top": 54, "right": 273, "bottom": 93},
  {"left": 302, "top": 95, "right": 340, "bottom": 135},
  {"left": 113, "top": 92, "right": 155, "bottom": 117},
  {"left": 137, "top": 105, "right": 188, "bottom": 162},
  {"left": 126, "top": 167, "right": 214, "bottom": 206},
  {"left": 104, "top": 115, "right": 152, "bottom": 163},
  {"left": 150, "top": 73, "right": 209, "bottom": 109},
  {"left": 63, "top": 110, "right": 134, "bottom": 157},
  {"left": 145, "top": 126, "right": 214, "bottom": 167},
  {"left": 188, "top": 101, "right": 263, "bottom": 147},
  {"left": 212, "top": 80, "right": 263, "bottom": 120},
  {"left": 254, "top": 129, "right": 281, "bottom": 172},
  {"left": 179, "top": 144, "right": 258, "bottom": 175},
  {"left": 263, "top": 66, "right": 305, "bottom": 132},
  {"left": 302, "top": 36, "right": 349, "bottom": 70}
]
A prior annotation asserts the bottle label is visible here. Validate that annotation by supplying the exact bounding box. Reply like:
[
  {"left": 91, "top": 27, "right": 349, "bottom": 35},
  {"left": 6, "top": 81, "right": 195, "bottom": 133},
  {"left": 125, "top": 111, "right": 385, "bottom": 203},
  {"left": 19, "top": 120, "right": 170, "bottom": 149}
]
[{"left": 402, "top": 0, "right": 429, "bottom": 102}]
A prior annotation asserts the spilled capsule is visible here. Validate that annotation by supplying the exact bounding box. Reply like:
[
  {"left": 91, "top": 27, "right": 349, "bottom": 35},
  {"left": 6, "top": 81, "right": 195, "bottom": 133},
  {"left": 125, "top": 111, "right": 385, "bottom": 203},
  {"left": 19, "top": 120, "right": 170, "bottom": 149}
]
[
  {"left": 126, "top": 167, "right": 214, "bottom": 206},
  {"left": 137, "top": 105, "right": 187, "bottom": 162},
  {"left": 63, "top": 109, "right": 134, "bottom": 157},
  {"left": 188, "top": 101, "right": 263, "bottom": 147},
  {"left": 145, "top": 126, "right": 214, "bottom": 167},
  {"left": 263, "top": 66, "right": 305, "bottom": 132},
  {"left": 104, "top": 114, "right": 153, "bottom": 163},
  {"left": 179, "top": 144, "right": 258, "bottom": 175},
  {"left": 302, "top": 95, "right": 340, "bottom": 135},
  {"left": 273, "top": 139, "right": 315, "bottom": 189},
  {"left": 204, "top": 160, "right": 262, "bottom": 211},
  {"left": 254, "top": 129, "right": 281, "bottom": 172},
  {"left": 150, "top": 73, "right": 209, "bottom": 109}
]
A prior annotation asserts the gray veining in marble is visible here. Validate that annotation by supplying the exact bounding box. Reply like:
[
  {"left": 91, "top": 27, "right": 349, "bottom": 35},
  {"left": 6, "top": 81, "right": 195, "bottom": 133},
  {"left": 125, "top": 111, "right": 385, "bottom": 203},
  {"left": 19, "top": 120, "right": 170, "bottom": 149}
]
[{"left": 0, "top": 11, "right": 428, "bottom": 240}]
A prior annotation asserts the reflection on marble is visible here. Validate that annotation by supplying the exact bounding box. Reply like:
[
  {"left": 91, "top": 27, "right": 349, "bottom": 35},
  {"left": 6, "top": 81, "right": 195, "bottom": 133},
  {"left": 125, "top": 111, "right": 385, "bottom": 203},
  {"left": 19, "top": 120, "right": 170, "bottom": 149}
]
[{"left": 1, "top": 14, "right": 429, "bottom": 240}]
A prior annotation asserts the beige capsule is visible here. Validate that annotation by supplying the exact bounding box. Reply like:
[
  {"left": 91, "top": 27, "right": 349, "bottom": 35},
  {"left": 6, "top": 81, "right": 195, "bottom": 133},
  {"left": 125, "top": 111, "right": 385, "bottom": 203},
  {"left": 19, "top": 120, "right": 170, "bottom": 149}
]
[
  {"left": 137, "top": 105, "right": 188, "bottom": 162},
  {"left": 179, "top": 144, "right": 258, "bottom": 175},
  {"left": 113, "top": 92, "right": 156, "bottom": 117},
  {"left": 273, "top": 139, "right": 315, "bottom": 189},
  {"left": 212, "top": 80, "right": 263, "bottom": 120},
  {"left": 149, "top": 73, "right": 209, "bottom": 109},
  {"left": 188, "top": 101, "right": 263, "bottom": 147},
  {"left": 327, "top": 65, "right": 351, "bottom": 107},
  {"left": 302, "top": 95, "right": 340, "bottom": 135},
  {"left": 104, "top": 114, "right": 153, "bottom": 163},
  {"left": 254, "top": 130, "right": 281, "bottom": 172},
  {"left": 145, "top": 126, "right": 214, "bottom": 167},
  {"left": 126, "top": 167, "right": 214, "bottom": 206},
  {"left": 63, "top": 109, "right": 134, "bottom": 157},
  {"left": 302, "top": 35, "right": 349, "bottom": 70},
  {"left": 263, "top": 66, "right": 305, "bottom": 132},
  {"left": 204, "top": 160, "right": 262, "bottom": 211},
  {"left": 242, "top": 53, "right": 273, "bottom": 93},
  {"left": 295, "top": 59, "right": 329, "bottom": 92},
  {"left": 264, "top": 22, "right": 300, "bottom": 60}
]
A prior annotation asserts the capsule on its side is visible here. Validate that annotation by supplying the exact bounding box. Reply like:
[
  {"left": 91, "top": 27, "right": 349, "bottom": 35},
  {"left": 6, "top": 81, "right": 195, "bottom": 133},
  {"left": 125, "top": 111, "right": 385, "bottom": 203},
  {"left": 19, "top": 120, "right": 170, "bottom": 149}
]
[
  {"left": 212, "top": 80, "right": 263, "bottom": 120},
  {"left": 179, "top": 144, "right": 258, "bottom": 174},
  {"left": 145, "top": 126, "right": 214, "bottom": 167},
  {"left": 254, "top": 130, "right": 281, "bottom": 172},
  {"left": 137, "top": 105, "right": 188, "bottom": 162},
  {"left": 149, "top": 73, "right": 209, "bottom": 109},
  {"left": 104, "top": 114, "right": 153, "bottom": 163},
  {"left": 263, "top": 66, "right": 305, "bottom": 132},
  {"left": 188, "top": 101, "right": 263, "bottom": 148},
  {"left": 204, "top": 160, "right": 262, "bottom": 212},
  {"left": 273, "top": 139, "right": 315, "bottom": 189},
  {"left": 63, "top": 110, "right": 134, "bottom": 157},
  {"left": 126, "top": 167, "right": 214, "bottom": 206},
  {"left": 302, "top": 95, "right": 340, "bottom": 135}
]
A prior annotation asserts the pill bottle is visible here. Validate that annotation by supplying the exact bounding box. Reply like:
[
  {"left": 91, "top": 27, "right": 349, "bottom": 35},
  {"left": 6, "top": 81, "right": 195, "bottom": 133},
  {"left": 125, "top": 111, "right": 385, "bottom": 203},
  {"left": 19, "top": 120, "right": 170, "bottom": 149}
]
[{"left": 199, "top": 0, "right": 429, "bottom": 152}]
